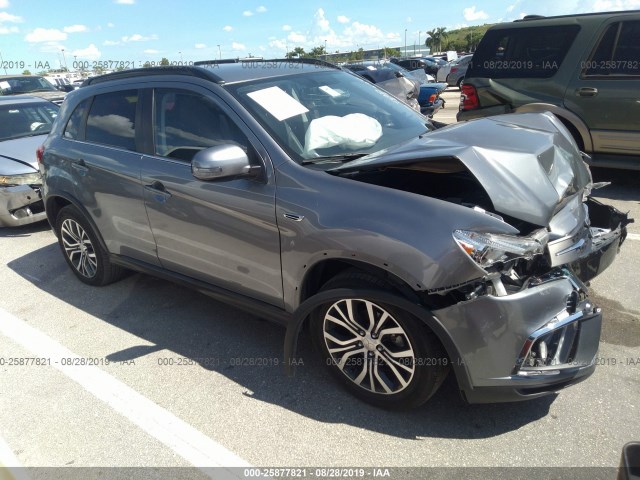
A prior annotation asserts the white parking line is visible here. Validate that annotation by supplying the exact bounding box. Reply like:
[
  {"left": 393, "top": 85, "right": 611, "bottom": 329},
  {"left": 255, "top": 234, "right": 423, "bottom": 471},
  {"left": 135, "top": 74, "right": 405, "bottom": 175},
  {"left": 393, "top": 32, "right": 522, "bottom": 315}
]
[
  {"left": 0, "top": 308, "right": 251, "bottom": 479},
  {"left": 0, "top": 433, "right": 31, "bottom": 480},
  {"left": 628, "top": 233, "right": 640, "bottom": 241}
]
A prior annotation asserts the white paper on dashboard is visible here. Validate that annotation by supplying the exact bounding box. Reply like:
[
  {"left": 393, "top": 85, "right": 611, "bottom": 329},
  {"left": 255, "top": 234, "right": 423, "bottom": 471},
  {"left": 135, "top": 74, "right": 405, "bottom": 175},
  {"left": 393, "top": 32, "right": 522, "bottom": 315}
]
[
  {"left": 319, "top": 85, "right": 341, "bottom": 97},
  {"left": 0, "top": 81, "right": 11, "bottom": 89},
  {"left": 247, "top": 86, "right": 309, "bottom": 121}
]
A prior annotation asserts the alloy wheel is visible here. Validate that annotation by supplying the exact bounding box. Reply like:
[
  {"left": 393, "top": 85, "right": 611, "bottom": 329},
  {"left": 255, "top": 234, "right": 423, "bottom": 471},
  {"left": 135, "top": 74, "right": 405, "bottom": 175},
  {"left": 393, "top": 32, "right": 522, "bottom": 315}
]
[
  {"left": 322, "top": 298, "right": 416, "bottom": 394},
  {"left": 60, "top": 218, "right": 98, "bottom": 278}
]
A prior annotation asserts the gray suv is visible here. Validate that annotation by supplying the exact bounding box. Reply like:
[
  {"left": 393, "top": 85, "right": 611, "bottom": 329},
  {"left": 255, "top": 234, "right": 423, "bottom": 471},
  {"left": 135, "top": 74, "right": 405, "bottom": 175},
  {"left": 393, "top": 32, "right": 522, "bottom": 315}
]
[
  {"left": 458, "top": 11, "right": 640, "bottom": 169},
  {"left": 40, "top": 61, "right": 629, "bottom": 409}
]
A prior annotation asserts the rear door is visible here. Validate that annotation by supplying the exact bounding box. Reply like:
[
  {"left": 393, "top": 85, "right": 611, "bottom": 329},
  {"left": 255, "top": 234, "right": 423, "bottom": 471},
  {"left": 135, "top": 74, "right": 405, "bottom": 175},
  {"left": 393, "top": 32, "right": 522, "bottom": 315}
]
[
  {"left": 564, "top": 17, "right": 640, "bottom": 158},
  {"left": 56, "top": 88, "right": 159, "bottom": 265},
  {"left": 139, "top": 85, "right": 283, "bottom": 307}
]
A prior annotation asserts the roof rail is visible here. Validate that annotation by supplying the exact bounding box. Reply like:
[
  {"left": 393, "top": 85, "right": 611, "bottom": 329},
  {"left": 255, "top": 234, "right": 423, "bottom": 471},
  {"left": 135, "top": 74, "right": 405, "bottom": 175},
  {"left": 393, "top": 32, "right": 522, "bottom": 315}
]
[
  {"left": 514, "top": 14, "right": 546, "bottom": 22},
  {"left": 82, "top": 66, "right": 223, "bottom": 86}
]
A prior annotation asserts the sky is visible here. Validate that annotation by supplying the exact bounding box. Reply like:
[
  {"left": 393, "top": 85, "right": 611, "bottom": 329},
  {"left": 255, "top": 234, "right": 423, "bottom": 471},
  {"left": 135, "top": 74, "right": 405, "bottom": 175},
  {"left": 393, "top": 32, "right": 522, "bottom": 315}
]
[{"left": 0, "top": 0, "right": 639, "bottom": 73}]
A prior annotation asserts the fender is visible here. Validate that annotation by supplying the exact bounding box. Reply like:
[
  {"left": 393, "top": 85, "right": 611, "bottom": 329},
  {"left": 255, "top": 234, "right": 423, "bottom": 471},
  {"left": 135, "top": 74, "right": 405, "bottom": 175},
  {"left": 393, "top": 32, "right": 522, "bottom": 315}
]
[
  {"left": 514, "top": 103, "right": 593, "bottom": 152},
  {"left": 284, "top": 287, "right": 473, "bottom": 395}
]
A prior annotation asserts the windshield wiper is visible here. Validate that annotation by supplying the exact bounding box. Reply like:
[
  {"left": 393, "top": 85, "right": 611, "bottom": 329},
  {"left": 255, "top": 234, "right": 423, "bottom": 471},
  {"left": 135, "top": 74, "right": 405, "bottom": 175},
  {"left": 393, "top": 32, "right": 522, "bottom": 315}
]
[{"left": 301, "top": 153, "right": 370, "bottom": 165}]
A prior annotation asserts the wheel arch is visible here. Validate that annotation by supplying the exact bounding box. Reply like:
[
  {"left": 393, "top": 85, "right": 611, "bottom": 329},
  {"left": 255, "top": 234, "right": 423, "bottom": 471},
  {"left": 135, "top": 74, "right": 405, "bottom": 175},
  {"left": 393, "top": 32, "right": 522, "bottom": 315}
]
[
  {"left": 299, "top": 258, "right": 419, "bottom": 307},
  {"left": 286, "top": 264, "right": 473, "bottom": 397},
  {"left": 45, "top": 193, "right": 109, "bottom": 253},
  {"left": 514, "top": 103, "right": 593, "bottom": 152}
]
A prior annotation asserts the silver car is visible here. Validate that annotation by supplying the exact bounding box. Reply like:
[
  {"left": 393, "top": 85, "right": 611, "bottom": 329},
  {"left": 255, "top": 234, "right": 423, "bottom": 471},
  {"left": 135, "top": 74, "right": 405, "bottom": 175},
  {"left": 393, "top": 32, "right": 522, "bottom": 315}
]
[
  {"left": 0, "top": 96, "right": 58, "bottom": 226},
  {"left": 40, "top": 61, "right": 630, "bottom": 409}
]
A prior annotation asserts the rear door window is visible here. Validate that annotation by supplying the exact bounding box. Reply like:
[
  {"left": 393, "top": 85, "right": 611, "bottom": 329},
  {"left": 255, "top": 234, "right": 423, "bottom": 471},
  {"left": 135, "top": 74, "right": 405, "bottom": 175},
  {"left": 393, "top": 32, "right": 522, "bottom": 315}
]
[
  {"left": 469, "top": 25, "right": 580, "bottom": 78},
  {"left": 85, "top": 90, "right": 138, "bottom": 151},
  {"left": 583, "top": 21, "right": 640, "bottom": 77}
]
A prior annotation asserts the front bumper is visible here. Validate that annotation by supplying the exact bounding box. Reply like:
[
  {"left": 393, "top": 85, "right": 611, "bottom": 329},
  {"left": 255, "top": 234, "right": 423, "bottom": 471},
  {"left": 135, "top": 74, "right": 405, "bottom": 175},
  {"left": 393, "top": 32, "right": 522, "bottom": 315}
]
[
  {"left": 434, "top": 272, "right": 602, "bottom": 403},
  {"left": 0, "top": 184, "right": 47, "bottom": 227}
]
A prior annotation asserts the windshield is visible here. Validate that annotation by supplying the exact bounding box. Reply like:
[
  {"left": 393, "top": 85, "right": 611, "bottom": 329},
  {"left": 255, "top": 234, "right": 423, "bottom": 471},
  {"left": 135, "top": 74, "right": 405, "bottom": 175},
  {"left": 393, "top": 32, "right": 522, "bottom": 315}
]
[
  {"left": 0, "top": 102, "right": 59, "bottom": 140},
  {"left": 225, "top": 70, "right": 428, "bottom": 164},
  {"left": 0, "top": 76, "right": 58, "bottom": 95}
]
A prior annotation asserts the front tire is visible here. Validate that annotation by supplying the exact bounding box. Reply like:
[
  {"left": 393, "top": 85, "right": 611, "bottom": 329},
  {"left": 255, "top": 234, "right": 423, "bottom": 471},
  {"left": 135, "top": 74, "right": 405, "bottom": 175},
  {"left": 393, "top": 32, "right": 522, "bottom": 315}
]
[
  {"left": 55, "top": 205, "right": 125, "bottom": 286},
  {"left": 311, "top": 271, "right": 449, "bottom": 409}
]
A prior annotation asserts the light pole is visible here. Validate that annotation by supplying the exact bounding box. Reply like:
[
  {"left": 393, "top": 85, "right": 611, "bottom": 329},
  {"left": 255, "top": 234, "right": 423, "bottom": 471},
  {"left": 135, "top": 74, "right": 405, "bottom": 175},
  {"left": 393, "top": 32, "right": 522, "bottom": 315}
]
[
  {"left": 217, "top": 44, "right": 221, "bottom": 60},
  {"left": 324, "top": 39, "right": 327, "bottom": 60},
  {"left": 404, "top": 29, "right": 407, "bottom": 58},
  {"left": 61, "top": 48, "right": 67, "bottom": 71},
  {"left": 179, "top": 51, "right": 183, "bottom": 62},
  {"left": 418, "top": 31, "right": 421, "bottom": 55}
]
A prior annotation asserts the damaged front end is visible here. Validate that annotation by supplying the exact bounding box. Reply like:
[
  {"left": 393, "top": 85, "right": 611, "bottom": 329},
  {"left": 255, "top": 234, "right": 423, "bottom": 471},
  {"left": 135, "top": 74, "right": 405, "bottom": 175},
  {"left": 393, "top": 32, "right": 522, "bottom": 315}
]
[
  {"left": 332, "top": 111, "right": 631, "bottom": 402},
  {"left": 0, "top": 181, "right": 46, "bottom": 227}
]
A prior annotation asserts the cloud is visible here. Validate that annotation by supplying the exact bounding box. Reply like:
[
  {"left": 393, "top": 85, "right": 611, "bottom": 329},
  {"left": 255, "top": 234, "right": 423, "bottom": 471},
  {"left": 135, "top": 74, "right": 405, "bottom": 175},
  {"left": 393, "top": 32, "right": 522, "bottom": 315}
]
[
  {"left": 114, "top": 0, "right": 135, "bottom": 3},
  {"left": 121, "top": 33, "right": 158, "bottom": 42},
  {"left": 282, "top": 24, "right": 292, "bottom": 31},
  {"left": 107, "top": 22, "right": 115, "bottom": 27},
  {"left": 0, "top": 11, "right": 22, "bottom": 23},
  {"left": 25, "top": 28, "right": 67, "bottom": 42},
  {"left": 406, "top": 16, "right": 413, "bottom": 23},
  {"left": 232, "top": 42, "right": 246, "bottom": 50},
  {"left": 242, "top": 10, "right": 253, "bottom": 16},
  {"left": 37, "top": 41, "right": 66, "bottom": 54},
  {"left": 463, "top": 6, "right": 489, "bottom": 21},
  {"left": 195, "top": 43, "right": 206, "bottom": 49},
  {"left": 0, "top": 0, "right": 9, "bottom": 7},
  {"left": 588, "top": 0, "right": 640, "bottom": 9},
  {"left": 256, "top": 5, "right": 267, "bottom": 12},
  {"left": 343, "top": 21, "right": 386, "bottom": 43},
  {"left": 223, "top": 25, "right": 233, "bottom": 31},
  {"left": 72, "top": 43, "right": 101, "bottom": 60},
  {"left": 64, "top": 24, "right": 88, "bottom": 33},
  {"left": 143, "top": 49, "right": 159, "bottom": 54},
  {"left": 506, "top": 0, "right": 521, "bottom": 12},
  {"left": 268, "top": 38, "right": 287, "bottom": 51},
  {"left": 0, "top": 26, "right": 18, "bottom": 34},
  {"left": 314, "top": 8, "right": 330, "bottom": 32},
  {"left": 337, "top": 15, "right": 350, "bottom": 24},
  {"left": 287, "top": 32, "right": 306, "bottom": 43},
  {"left": 103, "top": 39, "right": 120, "bottom": 46}
]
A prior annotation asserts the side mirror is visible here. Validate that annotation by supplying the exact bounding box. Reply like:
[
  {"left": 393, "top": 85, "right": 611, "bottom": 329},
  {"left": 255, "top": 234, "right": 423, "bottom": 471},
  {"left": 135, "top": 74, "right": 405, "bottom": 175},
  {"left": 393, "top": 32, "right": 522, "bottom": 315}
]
[{"left": 191, "top": 144, "right": 260, "bottom": 181}]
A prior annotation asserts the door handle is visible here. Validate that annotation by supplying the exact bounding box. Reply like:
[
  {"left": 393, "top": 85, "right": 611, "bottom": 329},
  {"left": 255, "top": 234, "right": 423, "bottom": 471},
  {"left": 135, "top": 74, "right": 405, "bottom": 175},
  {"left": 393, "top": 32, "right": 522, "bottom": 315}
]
[
  {"left": 577, "top": 87, "right": 598, "bottom": 97},
  {"left": 144, "top": 180, "right": 172, "bottom": 202},
  {"left": 70, "top": 158, "right": 88, "bottom": 175}
]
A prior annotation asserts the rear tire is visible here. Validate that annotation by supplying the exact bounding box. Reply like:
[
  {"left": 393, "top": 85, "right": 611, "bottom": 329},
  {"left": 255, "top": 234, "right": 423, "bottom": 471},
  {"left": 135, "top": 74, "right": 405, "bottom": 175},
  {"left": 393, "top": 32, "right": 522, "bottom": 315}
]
[
  {"left": 55, "top": 205, "right": 126, "bottom": 286},
  {"left": 311, "top": 270, "right": 449, "bottom": 409}
]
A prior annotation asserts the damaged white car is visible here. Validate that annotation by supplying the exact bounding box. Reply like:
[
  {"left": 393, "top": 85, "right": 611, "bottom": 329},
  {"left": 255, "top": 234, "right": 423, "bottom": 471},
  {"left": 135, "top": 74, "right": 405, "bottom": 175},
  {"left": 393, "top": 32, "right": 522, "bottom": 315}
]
[
  {"left": 0, "top": 96, "right": 58, "bottom": 227},
  {"left": 41, "top": 60, "right": 631, "bottom": 409}
]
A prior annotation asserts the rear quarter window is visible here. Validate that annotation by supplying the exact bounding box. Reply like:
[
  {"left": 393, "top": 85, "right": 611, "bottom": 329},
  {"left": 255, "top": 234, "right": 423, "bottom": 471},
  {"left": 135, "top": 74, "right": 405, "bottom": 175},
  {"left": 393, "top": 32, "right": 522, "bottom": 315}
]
[{"left": 468, "top": 25, "right": 580, "bottom": 78}]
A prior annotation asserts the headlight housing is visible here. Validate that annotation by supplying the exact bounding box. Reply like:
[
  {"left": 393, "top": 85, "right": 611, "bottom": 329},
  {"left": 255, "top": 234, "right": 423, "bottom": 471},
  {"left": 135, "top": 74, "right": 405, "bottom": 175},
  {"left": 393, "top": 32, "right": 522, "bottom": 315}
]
[
  {"left": 0, "top": 172, "right": 42, "bottom": 186},
  {"left": 453, "top": 229, "right": 548, "bottom": 269}
]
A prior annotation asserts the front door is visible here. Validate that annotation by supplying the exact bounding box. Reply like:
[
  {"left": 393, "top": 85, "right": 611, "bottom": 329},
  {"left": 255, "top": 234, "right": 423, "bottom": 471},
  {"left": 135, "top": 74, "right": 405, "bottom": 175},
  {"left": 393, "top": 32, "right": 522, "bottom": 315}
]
[{"left": 140, "top": 87, "right": 283, "bottom": 307}]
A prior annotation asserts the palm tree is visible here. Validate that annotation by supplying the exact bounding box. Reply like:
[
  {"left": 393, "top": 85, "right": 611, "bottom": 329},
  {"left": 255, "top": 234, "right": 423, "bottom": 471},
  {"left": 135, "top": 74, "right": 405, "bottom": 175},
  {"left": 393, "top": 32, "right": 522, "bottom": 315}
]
[
  {"left": 425, "top": 29, "right": 438, "bottom": 53},
  {"left": 435, "top": 27, "right": 448, "bottom": 53}
]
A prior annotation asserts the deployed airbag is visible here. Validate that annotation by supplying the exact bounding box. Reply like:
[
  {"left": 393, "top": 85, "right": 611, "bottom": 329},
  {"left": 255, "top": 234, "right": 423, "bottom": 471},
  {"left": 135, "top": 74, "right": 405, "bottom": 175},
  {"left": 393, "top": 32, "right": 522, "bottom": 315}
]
[{"left": 304, "top": 113, "right": 382, "bottom": 154}]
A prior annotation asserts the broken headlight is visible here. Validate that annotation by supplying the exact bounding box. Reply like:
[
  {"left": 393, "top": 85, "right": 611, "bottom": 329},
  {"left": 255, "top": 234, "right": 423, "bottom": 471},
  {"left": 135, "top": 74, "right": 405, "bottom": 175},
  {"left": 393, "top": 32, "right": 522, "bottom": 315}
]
[
  {"left": 453, "top": 229, "right": 548, "bottom": 269},
  {"left": 0, "top": 172, "right": 42, "bottom": 186}
]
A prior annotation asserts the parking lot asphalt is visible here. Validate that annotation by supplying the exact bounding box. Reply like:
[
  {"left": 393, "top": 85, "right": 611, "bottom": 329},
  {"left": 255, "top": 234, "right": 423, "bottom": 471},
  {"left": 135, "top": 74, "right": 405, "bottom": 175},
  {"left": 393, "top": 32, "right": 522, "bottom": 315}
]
[{"left": 0, "top": 93, "right": 638, "bottom": 479}]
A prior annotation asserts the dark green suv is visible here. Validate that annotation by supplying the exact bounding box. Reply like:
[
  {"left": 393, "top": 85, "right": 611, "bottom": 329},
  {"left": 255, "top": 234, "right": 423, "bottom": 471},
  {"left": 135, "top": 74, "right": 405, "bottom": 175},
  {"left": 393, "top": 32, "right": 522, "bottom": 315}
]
[{"left": 458, "top": 10, "right": 640, "bottom": 169}]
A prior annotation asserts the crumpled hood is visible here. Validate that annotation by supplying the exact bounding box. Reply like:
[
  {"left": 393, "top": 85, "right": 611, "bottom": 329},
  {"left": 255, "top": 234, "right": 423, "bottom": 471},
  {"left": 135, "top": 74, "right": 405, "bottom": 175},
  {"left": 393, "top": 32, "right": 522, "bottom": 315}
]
[
  {"left": 332, "top": 112, "right": 592, "bottom": 226},
  {"left": 0, "top": 135, "right": 45, "bottom": 174}
]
